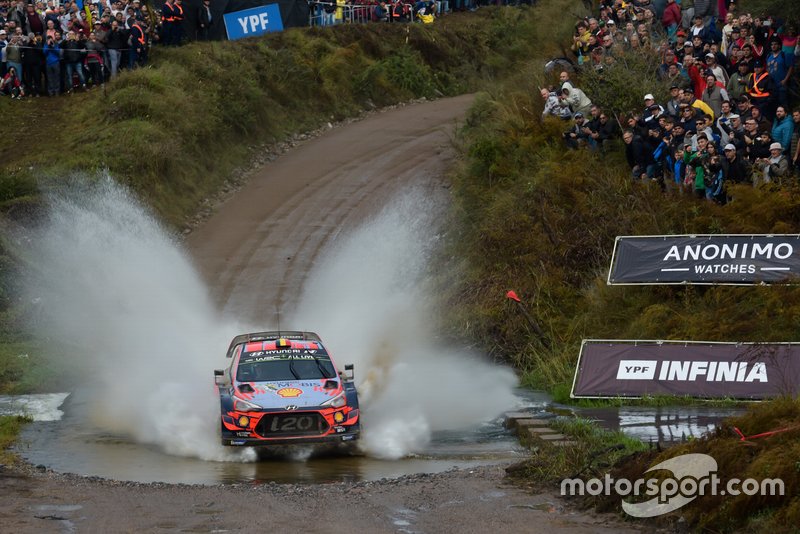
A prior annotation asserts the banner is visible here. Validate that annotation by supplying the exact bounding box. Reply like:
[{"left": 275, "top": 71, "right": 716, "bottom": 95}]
[
  {"left": 224, "top": 3, "right": 284, "bottom": 40},
  {"left": 607, "top": 235, "right": 800, "bottom": 285},
  {"left": 571, "top": 340, "right": 800, "bottom": 399},
  {"left": 163, "top": 0, "right": 307, "bottom": 41}
]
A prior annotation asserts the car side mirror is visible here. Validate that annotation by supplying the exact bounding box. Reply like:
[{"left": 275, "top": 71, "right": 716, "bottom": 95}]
[
  {"left": 214, "top": 369, "right": 226, "bottom": 386},
  {"left": 342, "top": 364, "right": 354, "bottom": 381}
]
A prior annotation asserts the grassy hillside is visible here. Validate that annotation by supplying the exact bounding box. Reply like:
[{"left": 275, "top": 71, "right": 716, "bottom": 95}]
[{"left": 441, "top": 12, "right": 800, "bottom": 400}]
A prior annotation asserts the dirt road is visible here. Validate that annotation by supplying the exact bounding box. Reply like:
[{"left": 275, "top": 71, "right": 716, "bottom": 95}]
[{"left": 1, "top": 96, "right": 640, "bottom": 533}]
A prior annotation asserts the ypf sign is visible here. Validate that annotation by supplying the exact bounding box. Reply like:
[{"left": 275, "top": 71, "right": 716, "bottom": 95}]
[{"left": 224, "top": 3, "right": 284, "bottom": 41}]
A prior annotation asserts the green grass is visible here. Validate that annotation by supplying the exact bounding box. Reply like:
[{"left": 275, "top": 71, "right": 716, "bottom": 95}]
[
  {"left": 508, "top": 416, "right": 648, "bottom": 484},
  {"left": 0, "top": 415, "right": 31, "bottom": 465}
]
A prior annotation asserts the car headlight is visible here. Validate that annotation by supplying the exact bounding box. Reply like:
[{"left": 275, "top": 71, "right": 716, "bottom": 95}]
[
  {"left": 233, "top": 397, "right": 261, "bottom": 412},
  {"left": 323, "top": 393, "right": 346, "bottom": 408}
]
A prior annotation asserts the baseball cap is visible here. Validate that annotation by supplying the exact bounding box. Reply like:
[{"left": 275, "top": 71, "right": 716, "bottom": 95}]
[
  {"left": 705, "top": 52, "right": 715, "bottom": 58},
  {"left": 770, "top": 142, "right": 783, "bottom": 151},
  {"left": 607, "top": 20, "right": 615, "bottom": 25},
  {"left": 574, "top": 112, "right": 584, "bottom": 118},
  {"left": 644, "top": 93, "right": 655, "bottom": 101},
  {"left": 676, "top": 30, "right": 686, "bottom": 37},
  {"left": 753, "top": 59, "right": 764, "bottom": 68},
  {"left": 732, "top": 26, "right": 740, "bottom": 31},
  {"left": 724, "top": 143, "right": 736, "bottom": 151}
]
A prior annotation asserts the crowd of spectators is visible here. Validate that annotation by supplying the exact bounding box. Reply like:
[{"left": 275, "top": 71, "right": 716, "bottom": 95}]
[
  {"left": 0, "top": 0, "right": 214, "bottom": 98},
  {"left": 544, "top": 0, "right": 799, "bottom": 203}
]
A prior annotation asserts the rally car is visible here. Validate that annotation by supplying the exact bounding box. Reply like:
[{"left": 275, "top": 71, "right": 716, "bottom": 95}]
[{"left": 214, "top": 331, "right": 360, "bottom": 447}]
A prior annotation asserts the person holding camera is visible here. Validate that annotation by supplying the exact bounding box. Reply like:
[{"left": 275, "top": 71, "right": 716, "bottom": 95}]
[
  {"left": 43, "top": 33, "right": 60, "bottom": 95},
  {"left": 0, "top": 65, "right": 24, "bottom": 98}
]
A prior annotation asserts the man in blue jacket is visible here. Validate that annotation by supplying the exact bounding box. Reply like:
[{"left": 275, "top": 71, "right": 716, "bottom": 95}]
[{"left": 771, "top": 106, "right": 794, "bottom": 156}]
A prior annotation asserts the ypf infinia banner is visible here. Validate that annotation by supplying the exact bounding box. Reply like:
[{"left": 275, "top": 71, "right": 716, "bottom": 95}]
[
  {"left": 607, "top": 234, "right": 800, "bottom": 285},
  {"left": 571, "top": 340, "right": 800, "bottom": 399}
]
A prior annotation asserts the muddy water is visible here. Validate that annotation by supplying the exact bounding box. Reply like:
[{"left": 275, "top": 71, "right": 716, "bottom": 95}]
[{"left": 16, "top": 389, "right": 551, "bottom": 485}]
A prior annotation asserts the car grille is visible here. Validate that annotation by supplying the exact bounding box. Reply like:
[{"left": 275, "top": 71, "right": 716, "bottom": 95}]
[{"left": 255, "top": 412, "right": 329, "bottom": 437}]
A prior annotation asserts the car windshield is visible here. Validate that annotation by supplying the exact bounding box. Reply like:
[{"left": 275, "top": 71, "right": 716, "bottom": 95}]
[{"left": 236, "top": 351, "right": 336, "bottom": 382}]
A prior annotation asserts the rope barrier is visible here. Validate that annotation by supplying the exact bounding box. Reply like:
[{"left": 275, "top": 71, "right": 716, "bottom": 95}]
[{"left": 732, "top": 424, "right": 800, "bottom": 442}]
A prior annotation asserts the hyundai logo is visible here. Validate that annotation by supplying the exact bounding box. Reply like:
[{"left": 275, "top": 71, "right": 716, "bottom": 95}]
[{"left": 284, "top": 405, "right": 298, "bottom": 411}]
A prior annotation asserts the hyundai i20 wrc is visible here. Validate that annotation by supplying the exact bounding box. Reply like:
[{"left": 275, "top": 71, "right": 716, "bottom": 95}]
[{"left": 215, "top": 331, "right": 360, "bottom": 447}]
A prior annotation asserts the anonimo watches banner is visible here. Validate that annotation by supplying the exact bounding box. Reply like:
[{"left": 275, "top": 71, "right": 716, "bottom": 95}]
[
  {"left": 571, "top": 340, "right": 800, "bottom": 399},
  {"left": 607, "top": 234, "right": 800, "bottom": 285}
]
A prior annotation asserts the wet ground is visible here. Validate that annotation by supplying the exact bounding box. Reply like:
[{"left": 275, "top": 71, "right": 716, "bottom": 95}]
[
  {"left": 14, "top": 388, "right": 550, "bottom": 484},
  {"left": 10, "top": 388, "right": 743, "bottom": 485}
]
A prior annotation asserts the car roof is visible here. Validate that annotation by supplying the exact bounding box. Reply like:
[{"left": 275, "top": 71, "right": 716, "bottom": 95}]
[{"left": 226, "top": 331, "right": 322, "bottom": 358}]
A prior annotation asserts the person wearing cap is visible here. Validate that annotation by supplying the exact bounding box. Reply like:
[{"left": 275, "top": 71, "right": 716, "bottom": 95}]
[
  {"left": 726, "top": 60, "right": 751, "bottom": 101},
  {"left": 765, "top": 38, "right": 792, "bottom": 110},
  {"left": 755, "top": 142, "right": 790, "bottom": 185},
  {"left": 746, "top": 60, "right": 776, "bottom": 121},
  {"left": 666, "top": 84, "right": 683, "bottom": 118},
  {"left": 721, "top": 142, "right": 749, "bottom": 185},
  {"left": 771, "top": 106, "right": 793, "bottom": 157},
  {"left": 680, "top": 85, "right": 715, "bottom": 121},
  {"left": 563, "top": 112, "right": 593, "bottom": 150},
  {"left": 704, "top": 51, "right": 728, "bottom": 84}
]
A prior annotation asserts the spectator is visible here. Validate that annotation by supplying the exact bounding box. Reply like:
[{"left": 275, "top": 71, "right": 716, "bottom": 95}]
[
  {"left": 0, "top": 64, "right": 24, "bottom": 97},
  {"left": 559, "top": 70, "right": 574, "bottom": 93},
  {"left": 750, "top": 105, "right": 769, "bottom": 132},
  {"left": 106, "top": 19, "right": 126, "bottom": 77},
  {"left": 771, "top": 107, "right": 793, "bottom": 156},
  {"left": 765, "top": 37, "right": 793, "bottom": 110},
  {"left": 61, "top": 30, "right": 86, "bottom": 91},
  {"left": 666, "top": 85, "right": 683, "bottom": 118},
  {"left": 701, "top": 73, "right": 728, "bottom": 118},
  {"left": 128, "top": 17, "right": 147, "bottom": 69},
  {"left": 662, "top": 0, "right": 681, "bottom": 41},
  {"left": 196, "top": 0, "right": 212, "bottom": 40},
  {"left": 727, "top": 61, "right": 751, "bottom": 102},
  {"left": 84, "top": 31, "right": 104, "bottom": 86},
  {"left": 42, "top": 32, "right": 60, "bottom": 96},
  {"left": 745, "top": 60, "right": 775, "bottom": 119},
  {"left": 5, "top": 34, "right": 22, "bottom": 81},
  {"left": 561, "top": 86, "right": 593, "bottom": 117},
  {"left": 563, "top": 112, "right": 593, "bottom": 149},
  {"left": 571, "top": 20, "right": 591, "bottom": 64},
  {"left": 704, "top": 52, "right": 728, "bottom": 84},
  {"left": 754, "top": 142, "right": 790, "bottom": 185},
  {"left": 624, "top": 129, "right": 657, "bottom": 181},
  {"left": 0, "top": 29, "right": 7, "bottom": 76},
  {"left": 687, "top": 133, "right": 713, "bottom": 196},
  {"left": 721, "top": 143, "right": 750, "bottom": 184},
  {"left": 22, "top": 33, "right": 43, "bottom": 96}
]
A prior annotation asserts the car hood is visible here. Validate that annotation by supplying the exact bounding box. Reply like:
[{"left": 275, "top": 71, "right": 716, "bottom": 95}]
[{"left": 234, "top": 378, "right": 342, "bottom": 409}]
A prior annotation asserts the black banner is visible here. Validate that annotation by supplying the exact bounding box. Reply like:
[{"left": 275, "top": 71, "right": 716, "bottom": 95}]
[
  {"left": 607, "top": 235, "right": 800, "bottom": 285},
  {"left": 153, "top": 0, "right": 309, "bottom": 41},
  {"left": 571, "top": 340, "right": 800, "bottom": 399}
]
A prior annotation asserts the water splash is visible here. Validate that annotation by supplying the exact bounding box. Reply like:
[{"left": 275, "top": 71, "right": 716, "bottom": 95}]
[
  {"left": 291, "top": 188, "right": 519, "bottom": 459},
  {"left": 24, "top": 176, "right": 253, "bottom": 462}
]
